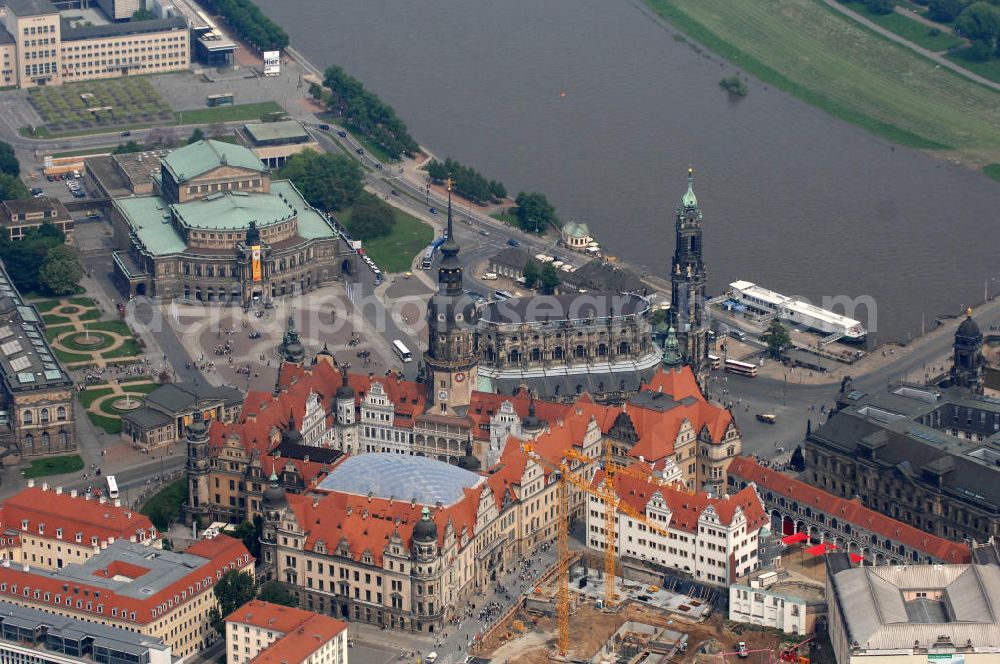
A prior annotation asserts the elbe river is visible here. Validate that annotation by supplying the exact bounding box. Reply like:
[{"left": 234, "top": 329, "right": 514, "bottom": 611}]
[{"left": 263, "top": 0, "right": 1000, "bottom": 344}]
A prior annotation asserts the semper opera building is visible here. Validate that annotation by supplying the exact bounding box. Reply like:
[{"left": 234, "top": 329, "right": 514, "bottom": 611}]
[{"left": 111, "top": 140, "right": 354, "bottom": 304}]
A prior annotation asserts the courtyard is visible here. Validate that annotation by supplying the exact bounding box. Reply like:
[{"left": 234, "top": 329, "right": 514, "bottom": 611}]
[{"left": 37, "top": 298, "right": 144, "bottom": 368}]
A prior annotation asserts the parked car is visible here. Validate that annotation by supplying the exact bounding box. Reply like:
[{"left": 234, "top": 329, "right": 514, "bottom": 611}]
[
  {"left": 120, "top": 130, "right": 131, "bottom": 137},
  {"left": 318, "top": 123, "right": 330, "bottom": 130},
  {"left": 429, "top": 207, "right": 438, "bottom": 215},
  {"left": 506, "top": 238, "right": 519, "bottom": 247},
  {"left": 756, "top": 413, "right": 777, "bottom": 424},
  {"left": 479, "top": 229, "right": 490, "bottom": 236},
  {"left": 337, "top": 130, "right": 347, "bottom": 138},
  {"left": 355, "top": 147, "right": 364, "bottom": 155}
]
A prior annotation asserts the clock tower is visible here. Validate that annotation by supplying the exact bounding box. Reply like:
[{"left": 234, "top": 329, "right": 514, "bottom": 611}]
[
  {"left": 669, "top": 168, "right": 708, "bottom": 376},
  {"left": 424, "top": 180, "right": 478, "bottom": 413}
]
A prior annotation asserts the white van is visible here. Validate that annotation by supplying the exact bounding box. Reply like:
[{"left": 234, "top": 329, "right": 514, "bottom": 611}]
[
  {"left": 482, "top": 272, "right": 498, "bottom": 280},
  {"left": 426, "top": 653, "right": 438, "bottom": 664}
]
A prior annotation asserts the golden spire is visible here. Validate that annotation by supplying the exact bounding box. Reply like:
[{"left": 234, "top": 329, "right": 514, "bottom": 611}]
[{"left": 966, "top": 307, "right": 973, "bottom": 317}]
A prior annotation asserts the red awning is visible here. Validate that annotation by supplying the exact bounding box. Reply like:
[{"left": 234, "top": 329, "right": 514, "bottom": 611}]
[
  {"left": 850, "top": 553, "right": 864, "bottom": 563},
  {"left": 781, "top": 532, "right": 809, "bottom": 544},
  {"left": 806, "top": 542, "right": 838, "bottom": 556}
]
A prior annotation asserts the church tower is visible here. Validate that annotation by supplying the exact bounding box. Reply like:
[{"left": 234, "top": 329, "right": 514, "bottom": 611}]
[
  {"left": 951, "top": 308, "right": 984, "bottom": 393},
  {"left": 424, "top": 180, "right": 479, "bottom": 414},
  {"left": 669, "top": 168, "right": 708, "bottom": 374}
]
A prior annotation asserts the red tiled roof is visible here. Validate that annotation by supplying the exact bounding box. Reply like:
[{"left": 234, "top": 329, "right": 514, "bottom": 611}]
[
  {"left": 228, "top": 600, "right": 346, "bottom": 664},
  {"left": 594, "top": 467, "right": 767, "bottom": 535},
  {"left": 466, "top": 391, "right": 576, "bottom": 440},
  {"left": 0, "top": 535, "right": 251, "bottom": 625},
  {"left": 728, "top": 457, "right": 972, "bottom": 563},
  {"left": 0, "top": 486, "right": 156, "bottom": 546},
  {"left": 284, "top": 485, "right": 483, "bottom": 565}
]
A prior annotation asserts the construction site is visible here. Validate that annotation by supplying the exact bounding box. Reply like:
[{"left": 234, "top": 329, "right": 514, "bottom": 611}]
[
  {"left": 470, "top": 551, "right": 827, "bottom": 664},
  {"left": 464, "top": 443, "right": 831, "bottom": 664}
]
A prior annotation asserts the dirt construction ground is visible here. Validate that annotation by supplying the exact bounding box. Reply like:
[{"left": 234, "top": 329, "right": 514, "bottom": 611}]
[{"left": 482, "top": 600, "right": 785, "bottom": 664}]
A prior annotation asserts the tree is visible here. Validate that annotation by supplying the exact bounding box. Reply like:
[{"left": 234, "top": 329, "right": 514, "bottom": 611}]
[
  {"left": 278, "top": 150, "right": 363, "bottom": 212},
  {"left": 0, "top": 142, "right": 20, "bottom": 177},
  {"left": 131, "top": 7, "right": 155, "bottom": 20},
  {"left": 789, "top": 445, "right": 806, "bottom": 472},
  {"left": 211, "top": 570, "right": 256, "bottom": 633},
  {"left": 928, "top": 0, "right": 970, "bottom": 21},
  {"left": 522, "top": 260, "right": 539, "bottom": 288},
  {"left": 539, "top": 263, "right": 560, "bottom": 295},
  {"left": 257, "top": 581, "right": 297, "bottom": 607},
  {"left": 0, "top": 224, "right": 64, "bottom": 293},
  {"left": 187, "top": 128, "right": 206, "bottom": 144},
  {"left": 864, "top": 0, "right": 896, "bottom": 14},
  {"left": 232, "top": 517, "right": 262, "bottom": 559},
  {"left": 956, "top": 2, "right": 1000, "bottom": 57},
  {"left": 112, "top": 141, "right": 144, "bottom": 154},
  {"left": 38, "top": 245, "right": 83, "bottom": 295},
  {"left": 320, "top": 65, "right": 418, "bottom": 159},
  {"left": 760, "top": 319, "right": 791, "bottom": 358},
  {"left": 0, "top": 173, "right": 28, "bottom": 201},
  {"left": 514, "top": 192, "right": 559, "bottom": 234},
  {"left": 347, "top": 193, "right": 395, "bottom": 241}
]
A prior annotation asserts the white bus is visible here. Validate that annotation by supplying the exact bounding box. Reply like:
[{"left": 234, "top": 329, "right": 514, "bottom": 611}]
[
  {"left": 724, "top": 358, "right": 758, "bottom": 378},
  {"left": 707, "top": 354, "right": 721, "bottom": 370},
  {"left": 421, "top": 246, "right": 434, "bottom": 270},
  {"left": 493, "top": 290, "right": 514, "bottom": 301},
  {"left": 106, "top": 475, "right": 119, "bottom": 500},
  {"left": 392, "top": 340, "right": 413, "bottom": 362}
]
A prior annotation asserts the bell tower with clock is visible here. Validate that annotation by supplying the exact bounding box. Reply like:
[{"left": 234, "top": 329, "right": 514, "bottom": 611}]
[{"left": 424, "top": 179, "right": 479, "bottom": 413}]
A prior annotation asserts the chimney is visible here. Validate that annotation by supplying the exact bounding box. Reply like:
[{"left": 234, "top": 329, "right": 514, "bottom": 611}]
[
  {"left": 639, "top": 455, "right": 644, "bottom": 464},
  {"left": 130, "top": 536, "right": 137, "bottom": 543},
  {"left": 556, "top": 418, "right": 564, "bottom": 428},
  {"left": 114, "top": 499, "right": 121, "bottom": 508},
  {"left": 346, "top": 506, "right": 352, "bottom": 516},
  {"left": 84, "top": 493, "right": 92, "bottom": 501},
  {"left": 27, "top": 479, "right": 34, "bottom": 488},
  {"left": 55, "top": 486, "right": 63, "bottom": 495},
  {"left": 42, "top": 482, "right": 48, "bottom": 492},
  {"left": 99, "top": 496, "right": 106, "bottom": 505},
  {"left": 70, "top": 489, "right": 78, "bottom": 498},
  {"left": 367, "top": 491, "right": 373, "bottom": 503}
]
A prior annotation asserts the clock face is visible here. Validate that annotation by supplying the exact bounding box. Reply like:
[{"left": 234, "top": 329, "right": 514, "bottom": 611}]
[
  {"left": 455, "top": 372, "right": 465, "bottom": 383},
  {"left": 438, "top": 390, "right": 449, "bottom": 401}
]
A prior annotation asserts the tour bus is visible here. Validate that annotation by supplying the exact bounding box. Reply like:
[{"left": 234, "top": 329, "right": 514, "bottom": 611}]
[
  {"left": 106, "top": 475, "right": 119, "bottom": 500},
  {"left": 493, "top": 290, "right": 514, "bottom": 301},
  {"left": 421, "top": 246, "right": 434, "bottom": 270},
  {"left": 724, "top": 358, "right": 758, "bottom": 378},
  {"left": 392, "top": 340, "right": 413, "bottom": 362},
  {"left": 707, "top": 354, "right": 721, "bottom": 370}
]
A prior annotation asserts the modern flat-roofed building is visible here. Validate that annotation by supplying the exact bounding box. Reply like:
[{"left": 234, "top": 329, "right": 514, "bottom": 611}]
[
  {"left": 0, "top": 599, "right": 172, "bottom": 664},
  {"left": 0, "top": 481, "right": 159, "bottom": 570},
  {"left": 86, "top": 149, "right": 170, "bottom": 198},
  {"left": 0, "top": 260, "right": 75, "bottom": 457},
  {"left": 0, "top": 0, "right": 190, "bottom": 88},
  {"left": 0, "top": 535, "right": 252, "bottom": 659},
  {"left": 0, "top": 197, "right": 73, "bottom": 242},
  {"left": 225, "top": 599, "right": 347, "bottom": 664},
  {"left": 238, "top": 121, "right": 320, "bottom": 169},
  {"left": 728, "top": 567, "right": 826, "bottom": 635},
  {"left": 826, "top": 553, "right": 1000, "bottom": 663}
]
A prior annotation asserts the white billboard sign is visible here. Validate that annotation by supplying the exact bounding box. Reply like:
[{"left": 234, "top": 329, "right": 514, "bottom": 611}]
[{"left": 263, "top": 51, "right": 280, "bottom": 76}]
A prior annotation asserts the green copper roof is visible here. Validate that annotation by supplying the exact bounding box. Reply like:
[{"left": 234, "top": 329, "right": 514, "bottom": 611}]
[
  {"left": 662, "top": 326, "right": 681, "bottom": 366},
  {"left": 681, "top": 168, "right": 698, "bottom": 209},
  {"left": 562, "top": 221, "right": 591, "bottom": 238},
  {"left": 114, "top": 196, "right": 187, "bottom": 257},
  {"left": 270, "top": 180, "right": 337, "bottom": 240},
  {"left": 171, "top": 190, "right": 296, "bottom": 231},
  {"left": 161, "top": 140, "right": 266, "bottom": 183}
]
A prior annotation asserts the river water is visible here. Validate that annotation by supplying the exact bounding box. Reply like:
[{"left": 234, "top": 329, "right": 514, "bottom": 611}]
[{"left": 266, "top": 0, "right": 1000, "bottom": 343}]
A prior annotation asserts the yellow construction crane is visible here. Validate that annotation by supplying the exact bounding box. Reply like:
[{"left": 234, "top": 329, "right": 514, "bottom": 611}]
[{"left": 524, "top": 443, "right": 672, "bottom": 657}]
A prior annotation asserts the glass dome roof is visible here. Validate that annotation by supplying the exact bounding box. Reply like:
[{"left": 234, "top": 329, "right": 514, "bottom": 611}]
[{"left": 317, "top": 454, "right": 484, "bottom": 506}]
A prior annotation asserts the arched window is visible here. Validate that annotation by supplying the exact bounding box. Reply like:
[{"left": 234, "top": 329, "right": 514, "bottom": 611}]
[
  {"left": 618, "top": 341, "right": 630, "bottom": 355},
  {"left": 553, "top": 347, "right": 564, "bottom": 360},
  {"left": 40, "top": 409, "right": 49, "bottom": 423},
  {"left": 597, "top": 344, "right": 608, "bottom": 357},
  {"left": 41, "top": 432, "right": 49, "bottom": 448},
  {"left": 531, "top": 348, "right": 541, "bottom": 362},
  {"left": 575, "top": 345, "right": 585, "bottom": 358},
  {"left": 22, "top": 411, "right": 32, "bottom": 425},
  {"left": 59, "top": 431, "right": 67, "bottom": 446},
  {"left": 56, "top": 406, "right": 66, "bottom": 421},
  {"left": 24, "top": 433, "right": 33, "bottom": 449}
]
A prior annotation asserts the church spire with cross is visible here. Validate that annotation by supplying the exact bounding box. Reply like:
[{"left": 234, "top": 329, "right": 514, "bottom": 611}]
[
  {"left": 423, "top": 176, "right": 479, "bottom": 414},
  {"left": 668, "top": 167, "right": 708, "bottom": 376}
]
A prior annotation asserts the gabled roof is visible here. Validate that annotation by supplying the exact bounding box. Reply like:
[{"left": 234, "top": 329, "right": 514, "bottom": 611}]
[
  {"left": 161, "top": 140, "right": 266, "bottom": 183},
  {"left": 728, "top": 457, "right": 971, "bottom": 563},
  {"left": 0, "top": 486, "right": 156, "bottom": 546},
  {"left": 594, "top": 467, "right": 767, "bottom": 535},
  {"left": 284, "top": 481, "right": 484, "bottom": 565},
  {"left": 227, "top": 599, "right": 346, "bottom": 664}
]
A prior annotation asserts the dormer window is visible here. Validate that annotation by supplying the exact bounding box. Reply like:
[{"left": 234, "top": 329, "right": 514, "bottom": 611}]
[
  {"left": 75, "top": 532, "right": 82, "bottom": 543},
  {"left": 55, "top": 528, "right": 62, "bottom": 539},
  {"left": 37, "top": 524, "right": 44, "bottom": 535},
  {"left": 20, "top": 520, "right": 27, "bottom": 530}
]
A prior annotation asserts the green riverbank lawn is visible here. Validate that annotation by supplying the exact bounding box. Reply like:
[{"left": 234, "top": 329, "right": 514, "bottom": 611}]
[{"left": 646, "top": 0, "right": 1000, "bottom": 162}]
